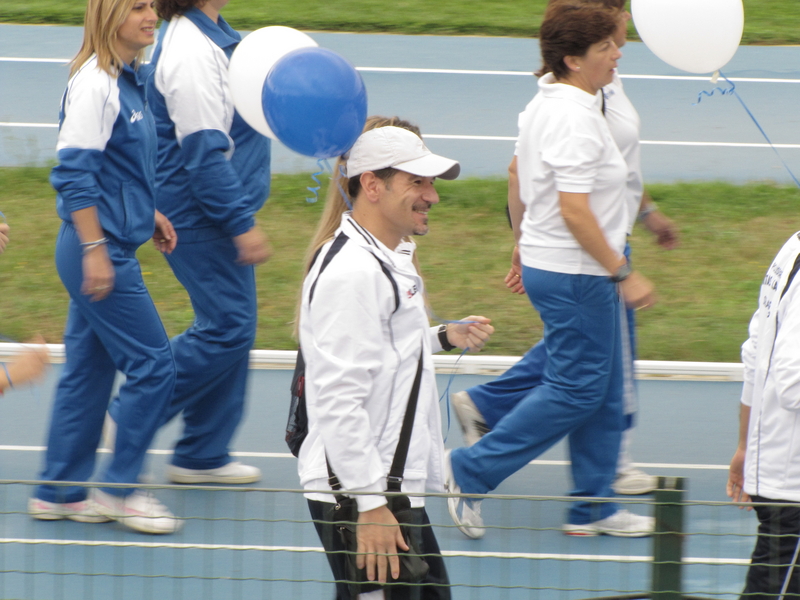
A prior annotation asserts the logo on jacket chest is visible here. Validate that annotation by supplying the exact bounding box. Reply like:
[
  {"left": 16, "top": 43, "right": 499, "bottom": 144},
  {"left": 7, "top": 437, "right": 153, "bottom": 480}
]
[
  {"left": 406, "top": 284, "right": 419, "bottom": 299},
  {"left": 130, "top": 109, "right": 144, "bottom": 123}
]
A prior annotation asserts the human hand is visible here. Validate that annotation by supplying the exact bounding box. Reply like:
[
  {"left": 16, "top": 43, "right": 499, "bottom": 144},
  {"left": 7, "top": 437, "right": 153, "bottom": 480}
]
[
  {"left": 0, "top": 223, "right": 9, "bottom": 254},
  {"left": 81, "top": 245, "right": 114, "bottom": 302},
  {"left": 504, "top": 245, "right": 525, "bottom": 294},
  {"left": 356, "top": 505, "right": 408, "bottom": 583},
  {"left": 619, "top": 271, "right": 656, "bottom": 311},
  {"left": 446, "top": 316, "right": 494, "bottom": 353},
  {"left": 642, "top": 211, "right": 679, "bottom": 250},
  {"left": 152, "top": 210, "right": 177, "bottom": 254},
  {"left": 5, "top": 336, "right": 49, "bottom": 389},
  {"left": 727, "top": 447, "right": 752, "bottom": 509},
  {"left": 233, "top": 225, "right": 272, "bottom": 265}
]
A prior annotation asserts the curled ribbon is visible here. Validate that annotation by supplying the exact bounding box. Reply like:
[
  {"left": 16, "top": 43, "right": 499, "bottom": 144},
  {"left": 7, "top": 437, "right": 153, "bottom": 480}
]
[
  {"left": 305, "top": 159, "right": 332, "bottom": 203},
  {"left": 694, "top": 72, "right": 800, "bottom": 189}
]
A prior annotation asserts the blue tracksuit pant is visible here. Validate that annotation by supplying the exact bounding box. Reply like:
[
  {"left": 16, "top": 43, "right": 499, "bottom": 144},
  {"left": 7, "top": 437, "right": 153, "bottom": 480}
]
[
  {"left": 468, "top": 244, "right": 636, "bottom": 432},
  {"left": 37, "top": 223, "right": 175, "bottom": 502},
  {"left": 159, "top": 231, "right": 256, "bottom": 470},
  {"left": 450, "top": 266, "right": 625, "bottom": 525}
]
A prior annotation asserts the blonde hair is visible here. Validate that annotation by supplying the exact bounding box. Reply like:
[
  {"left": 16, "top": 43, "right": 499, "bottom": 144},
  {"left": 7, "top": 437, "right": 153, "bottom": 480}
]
[
  {"left": 70, "top": 0, "right": 144, "bottom": 78},
  {"left": 293, "top": 116, "right": 425, "bottom": 337}
]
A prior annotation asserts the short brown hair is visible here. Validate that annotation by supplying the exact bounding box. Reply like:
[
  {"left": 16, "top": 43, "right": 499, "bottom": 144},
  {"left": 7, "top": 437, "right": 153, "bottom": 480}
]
[
  {"left": 156, "top": 0, "right": 203, "bottom": 21},
  {"left": 539, "top": 1, "right": 619, "bottom": 79}
]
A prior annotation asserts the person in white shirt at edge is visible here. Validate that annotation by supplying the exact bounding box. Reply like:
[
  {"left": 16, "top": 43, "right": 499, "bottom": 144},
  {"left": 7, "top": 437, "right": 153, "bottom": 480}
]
[
  {"left": 728, "top": 232, "right": 800, "bottom": 599},
  {"left": 450, "top": 0, "right": 678, "bottom": 500},
  {"left": 298, "top": 121, "right": 494, "bottom": 600},
  {"left": 444, "top": 0, "right": 657, "bottom": 541}
]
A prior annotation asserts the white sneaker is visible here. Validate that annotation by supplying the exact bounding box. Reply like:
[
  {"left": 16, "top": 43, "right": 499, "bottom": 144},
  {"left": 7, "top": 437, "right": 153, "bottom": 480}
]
[
  {"left": 563, "top": 509, "right": 654, "bottom": 538},
  {"left": 444, "top": 450, "right": 485, "bottom": 539},
  {"left": 166, "top": 461, "right": 261, "bottom": 484},
  {"left": 92, "top": 489, "right": 182, "bottom": 534},
  {"left": 613, "top": 468, "right": 658, "bottom": 495},
  {"left": 451, "top": 391, "right": 490, "bottom": 447},
  {"left": 28, "top": 497, "right": 111, "bottom": 523}
]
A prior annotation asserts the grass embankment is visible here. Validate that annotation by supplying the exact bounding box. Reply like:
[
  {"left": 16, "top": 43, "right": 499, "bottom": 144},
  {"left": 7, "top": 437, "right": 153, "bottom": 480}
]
[
  {"left": 2, "top": 1, "right": 800, "bottom": 45},
  {"left": 1, "top": 167, "right": 797, "bottom": 362}
]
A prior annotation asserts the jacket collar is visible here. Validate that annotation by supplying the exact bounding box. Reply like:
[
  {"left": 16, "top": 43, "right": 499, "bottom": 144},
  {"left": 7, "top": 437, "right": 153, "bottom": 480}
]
[
  {"left": 338, "top": 213, "right": 417, "bottom": 272},
  {"left": 183, "top": 7, "right": 241, "bottom": 50},
  {"left": 537, "top": 71, "right": 604, "bottom": 112}
]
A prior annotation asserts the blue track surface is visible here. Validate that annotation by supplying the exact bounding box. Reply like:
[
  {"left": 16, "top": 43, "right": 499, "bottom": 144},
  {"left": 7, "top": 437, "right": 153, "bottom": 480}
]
[
  {"left": 3, "top": 24, "right": 800, "bottom": 183},
  {"left": 0, "top": 366, "right": 752, "bottom": 599}
]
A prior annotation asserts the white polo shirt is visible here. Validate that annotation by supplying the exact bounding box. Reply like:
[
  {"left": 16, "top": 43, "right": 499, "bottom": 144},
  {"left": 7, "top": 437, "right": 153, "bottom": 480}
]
[{"left": 516, "top": 72, "right": 629, "bottom": 276}]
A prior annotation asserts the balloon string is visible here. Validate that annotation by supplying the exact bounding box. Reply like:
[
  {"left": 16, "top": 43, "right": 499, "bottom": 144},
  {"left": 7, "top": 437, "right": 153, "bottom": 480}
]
[
  {"left": 694, "top": 73, "right": 800, "bottom": 189},
  {"left": 306, "top": 159, "right": 331, "bottom": 203},
  {"left": 336, "top": 164, "right": 353, "bottom": 210},
  {"left": 439, "top": 348, "right": 468, "bottom": 443}
]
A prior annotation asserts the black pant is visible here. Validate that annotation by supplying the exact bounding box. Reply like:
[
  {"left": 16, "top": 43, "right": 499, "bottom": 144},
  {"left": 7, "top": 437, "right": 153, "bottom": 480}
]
[
  {"left": 741, "top": 496, "right": 800, "bottom": 600},
  {"left": 308, "top": 499, "right": 451, "bottom": 600}
]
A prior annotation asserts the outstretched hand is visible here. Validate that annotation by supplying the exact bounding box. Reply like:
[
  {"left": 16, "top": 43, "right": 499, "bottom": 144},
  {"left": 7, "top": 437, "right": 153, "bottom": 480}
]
[
  {"left": 445, "top": 316, "right": 494, "bottom": 353},
  {"left": 0, "top": 223, "right": 9, "bottom": 254}
]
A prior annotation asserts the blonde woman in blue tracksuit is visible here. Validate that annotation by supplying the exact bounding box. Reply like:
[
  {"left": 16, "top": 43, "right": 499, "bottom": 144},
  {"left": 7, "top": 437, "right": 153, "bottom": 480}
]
[
  {"left": 138, "top": 0, "right": 270, "bottom": 484},
  {"left": 30, "top": 0, "right": 180, "bottom": 535}
]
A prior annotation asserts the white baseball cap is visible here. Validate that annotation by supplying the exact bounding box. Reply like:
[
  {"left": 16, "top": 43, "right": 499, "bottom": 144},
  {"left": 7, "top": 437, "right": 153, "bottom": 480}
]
[{"left": 346, "top": 126, "right": 461, "bottom": 180}]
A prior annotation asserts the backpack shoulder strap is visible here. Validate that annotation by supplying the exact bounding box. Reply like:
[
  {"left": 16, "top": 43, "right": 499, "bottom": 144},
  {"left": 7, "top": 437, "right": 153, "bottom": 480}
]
[
  {"left": 308, "top": 231, "right": 401, "bottom": 314},
  {"left": 308, "top": 231, "right": 349, "bottom": 305}
]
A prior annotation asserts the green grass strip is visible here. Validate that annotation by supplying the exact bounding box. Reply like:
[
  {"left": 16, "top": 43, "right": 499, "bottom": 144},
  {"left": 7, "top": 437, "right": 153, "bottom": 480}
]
[
  {"left": 1, "top": 167, "right": 796, "bottom": 362},
  {"left": 3, "top": 1, "right": 800, "bottom": 45}
]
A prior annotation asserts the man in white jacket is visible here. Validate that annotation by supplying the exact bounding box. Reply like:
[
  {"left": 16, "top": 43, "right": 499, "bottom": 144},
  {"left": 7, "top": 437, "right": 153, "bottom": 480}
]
[
  {"left": 298, "top": 125, "right": 494, "bottom": 599},
  {"left": 729, "top": 231, "right": 800, "bottom": 599}
]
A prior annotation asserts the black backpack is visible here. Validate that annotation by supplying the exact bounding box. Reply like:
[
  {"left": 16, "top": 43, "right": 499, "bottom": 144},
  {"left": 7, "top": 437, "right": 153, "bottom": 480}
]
[{"left": 285, "top": 232, "right": 400, "bottom": 457}]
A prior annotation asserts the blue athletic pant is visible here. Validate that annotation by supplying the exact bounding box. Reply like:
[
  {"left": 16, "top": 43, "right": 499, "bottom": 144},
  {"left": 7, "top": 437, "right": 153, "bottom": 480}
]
[
  {"left": 469, "top": 244, "right": 636, "bottom": 431},
  {"left": 37, "top": 223, "right": 175, "bottom": 502},
  {"left": 159, "top": 231, "right": 257, "bottom": 470},
  {"left": 450, "top": 266, "right": 624, "bottom": 525}
]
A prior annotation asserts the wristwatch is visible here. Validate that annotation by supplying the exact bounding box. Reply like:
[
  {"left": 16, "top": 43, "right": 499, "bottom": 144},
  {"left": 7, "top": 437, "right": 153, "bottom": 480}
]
[
  {"left": 438, "top": 324, "right": 456, "bottom": 352},
  {"left": 609, "top": 263, "right": 632, "bottom": 283}
]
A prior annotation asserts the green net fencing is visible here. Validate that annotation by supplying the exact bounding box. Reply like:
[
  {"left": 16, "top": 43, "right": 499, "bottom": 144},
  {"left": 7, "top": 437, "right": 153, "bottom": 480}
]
[{"left": 0, "top": 477, "right": 771, "bottom": 599}]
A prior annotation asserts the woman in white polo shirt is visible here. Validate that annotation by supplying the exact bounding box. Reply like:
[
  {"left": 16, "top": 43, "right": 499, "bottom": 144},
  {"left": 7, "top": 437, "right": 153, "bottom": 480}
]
[{"left": 446, "top": 0, "right": 657, "bottom": 539}]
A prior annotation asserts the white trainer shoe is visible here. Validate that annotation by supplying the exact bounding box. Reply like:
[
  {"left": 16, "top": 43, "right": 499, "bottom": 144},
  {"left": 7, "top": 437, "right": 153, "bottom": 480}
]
[
  {"left": 451, "top": 391, "right": 490, "bottom": 447},
  {"left": 166, "top": 461, "right": 261, "bottom": 484},
  {"left": 563, "top": 509, "right": 655, "bottom": 538},
  {"left": 613, "top": 467, "right": 658, "bottom": 495},
  {"left": 444, "top": 450, "right": 485, "bottom": 539},
  {"left": 93, "top": 489, "right": 182, "bottom": 534},
  {"left": 28, "top": 497, "right": 111, "bottom": 523}
]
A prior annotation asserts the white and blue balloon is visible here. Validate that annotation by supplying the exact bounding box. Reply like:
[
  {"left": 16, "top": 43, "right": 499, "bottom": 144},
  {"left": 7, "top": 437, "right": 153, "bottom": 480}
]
[
  {"left": 229, "top": 26, "right": 367, "bottom": 159},
  {"left": 632, "top": 0, "right": 744, "bottom": 74}
]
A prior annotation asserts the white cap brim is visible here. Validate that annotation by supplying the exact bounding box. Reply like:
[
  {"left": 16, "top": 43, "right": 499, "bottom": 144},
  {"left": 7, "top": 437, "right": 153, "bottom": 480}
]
[{"left": 394, "top": 154, "right": 461, "bottom": 180}]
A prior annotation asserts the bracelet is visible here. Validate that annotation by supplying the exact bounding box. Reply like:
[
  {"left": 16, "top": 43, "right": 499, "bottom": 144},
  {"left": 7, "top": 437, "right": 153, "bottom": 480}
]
[
  {"left": 1, "top": 362, "right": 13, "bottom": 389},
  {"left": 637, "top": 203, "right": 657, "bottom": 222},
  {"left": 438, "top": 324, "right": 456, "bottom": 352},
  {"left": 80, "top": 237, "right": 108, "bottom": 255}
]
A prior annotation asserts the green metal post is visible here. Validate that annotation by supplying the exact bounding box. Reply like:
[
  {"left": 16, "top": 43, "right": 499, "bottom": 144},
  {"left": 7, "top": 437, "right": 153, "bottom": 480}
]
[{"left": 651, "top": 476, "right": 686, "bottom": 600}]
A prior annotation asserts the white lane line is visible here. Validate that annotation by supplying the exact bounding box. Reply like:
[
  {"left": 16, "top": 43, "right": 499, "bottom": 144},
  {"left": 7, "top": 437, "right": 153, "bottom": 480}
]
[
  {"left": 3, "top": 57, "right": 800, "bottom": 84},
  {"left": 0, "top": 537, "right": 749, "bottom": 564},
  {"left": 0, "top": 57, "right": 69, "bottom": 64},
  {"left": 0, "top": 122, "right": 58, "bottom": 129},
  {"left": 4, "top": 124, "right": 795, "bottom": 151},
  {"left": 0, "top": 445, "right": 728, "bottom": 470}
]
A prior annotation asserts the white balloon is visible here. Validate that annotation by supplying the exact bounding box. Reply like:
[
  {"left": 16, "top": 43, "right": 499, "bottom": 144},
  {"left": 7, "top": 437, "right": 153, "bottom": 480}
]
[
  {"left": 631, "top": 0, "right": 744, "bottom": 74},
  {"left": 229, "top": 26, "right": 318, "bottom": 139}
]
